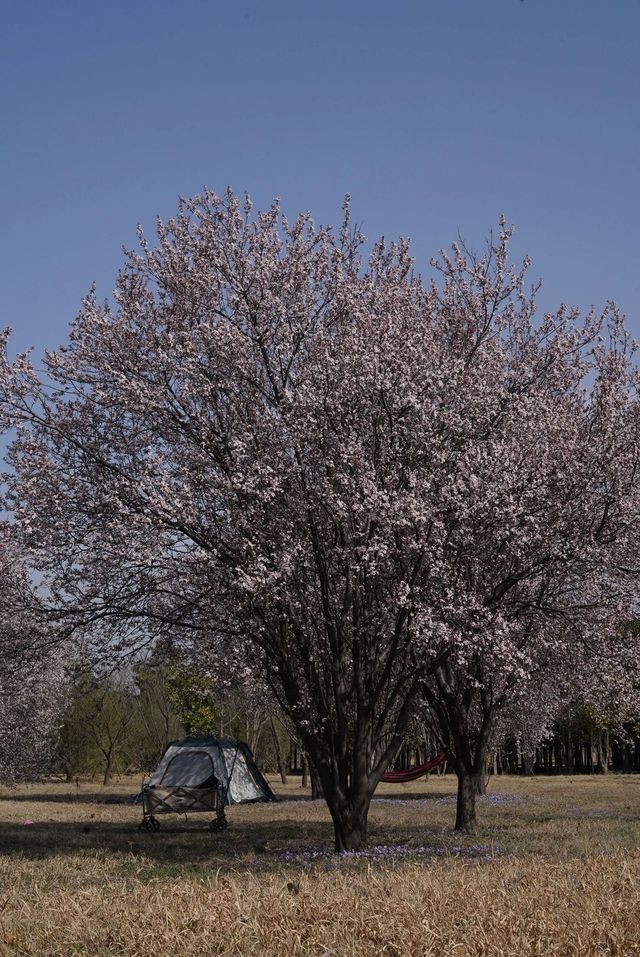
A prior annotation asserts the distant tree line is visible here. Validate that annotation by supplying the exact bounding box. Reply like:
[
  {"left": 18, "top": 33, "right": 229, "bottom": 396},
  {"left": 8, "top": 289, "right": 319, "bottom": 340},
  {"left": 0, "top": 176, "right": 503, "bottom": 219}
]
[
  {"left": 56, "top": 648, "right": 292, "bottom": 787},
  {"left": 500, "top": 708, "right": 640, "bottom": 776},
  {"left": 389, "top": 703, "right": 640, "bottom": 779}
]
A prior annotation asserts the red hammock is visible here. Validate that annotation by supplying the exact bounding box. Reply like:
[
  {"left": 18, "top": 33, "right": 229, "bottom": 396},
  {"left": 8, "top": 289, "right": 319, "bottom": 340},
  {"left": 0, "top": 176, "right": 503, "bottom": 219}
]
[{"left": 380, "top": 752, "right": 446, "bottom": 783}]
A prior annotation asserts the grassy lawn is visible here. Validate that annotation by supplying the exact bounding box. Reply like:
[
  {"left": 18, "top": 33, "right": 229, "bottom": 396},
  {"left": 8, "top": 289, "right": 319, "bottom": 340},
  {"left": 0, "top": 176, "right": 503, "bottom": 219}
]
[{"left": 0, "top": 773, "right": 639, "bottom": 955}]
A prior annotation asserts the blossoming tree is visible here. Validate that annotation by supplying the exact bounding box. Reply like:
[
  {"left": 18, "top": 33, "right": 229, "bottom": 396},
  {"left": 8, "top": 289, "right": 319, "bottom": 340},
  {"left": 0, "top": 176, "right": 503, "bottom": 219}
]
[
  {"left": 0, "top": 526, "right": 65, "bottom": 782},
  {"left": 415, "top": 237, "right": 640, "bottom": 831},
  {"left": 1, "top": 190, "right": 639, "bottom": 846}
]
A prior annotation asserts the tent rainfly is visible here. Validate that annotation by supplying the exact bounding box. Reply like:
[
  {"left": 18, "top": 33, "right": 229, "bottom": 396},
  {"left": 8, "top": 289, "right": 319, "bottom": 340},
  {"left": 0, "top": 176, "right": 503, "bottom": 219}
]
[{"left": 139, "top": 736, "right": 277, "bottom": 831}]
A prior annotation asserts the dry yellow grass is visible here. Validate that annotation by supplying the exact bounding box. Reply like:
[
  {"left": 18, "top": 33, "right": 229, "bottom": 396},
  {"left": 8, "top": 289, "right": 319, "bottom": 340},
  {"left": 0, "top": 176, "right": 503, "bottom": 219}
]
[{"left": 1, "top": 773, "right": 639, "bottom": 955}]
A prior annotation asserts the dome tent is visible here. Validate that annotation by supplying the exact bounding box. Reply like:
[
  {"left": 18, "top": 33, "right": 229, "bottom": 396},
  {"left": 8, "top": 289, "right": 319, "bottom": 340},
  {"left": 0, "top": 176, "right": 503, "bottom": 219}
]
[
  {"left": 139, "top": 735, "right": 277, "bottom": 831},
  {"left": 149, "top": 735, "right": 277, "bottom": 804}
]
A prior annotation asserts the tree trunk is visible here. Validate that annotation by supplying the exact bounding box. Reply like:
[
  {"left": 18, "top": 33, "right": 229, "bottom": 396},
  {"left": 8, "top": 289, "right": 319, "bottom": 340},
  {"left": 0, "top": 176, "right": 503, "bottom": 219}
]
[
  {"left": 330, "top": 807, "right": 369, "bottom": 853},
  {"left": 273, "top": 653, "right": 420, "bottom": 852},
  {"left": 558, "top": 738, "right": 564, "bottom": 771},
  {"left": 566, "top": 729, "right": 574, "bottom": 773},
  {"left": 270, "top": 716, "right": 288, "bottom": 785},
  {"left": 455, "top": 766, "right": 477, "bottom": 832},
  {"left": 301, "top": 753, "right": 309, "bottom": 789},
  {"left": 103, "top": 753, "right": 113, "bottom": 786},
  {"left": 309, "top": 761, "right": 324, "bottom": 800},
  {"left": 422, "top": 662, "right": 495, "bottom": 832},
  {"left": 298, "top": 738, "right": 388, "bottom": 854},
  {"left": 474, "top": 750, "right": 492, "bottom": 795},
  {"left": 250, "top": 719, "right": 265, "bottom": 762},
  {"left": 320, "top": 777, "right": 372, "bottom": 852},
  {"left": 475, "top": 771, "right": 488, "bottom": 795},
  {"left": 598, "top": 730, "right": 609, "bottom": 774}
]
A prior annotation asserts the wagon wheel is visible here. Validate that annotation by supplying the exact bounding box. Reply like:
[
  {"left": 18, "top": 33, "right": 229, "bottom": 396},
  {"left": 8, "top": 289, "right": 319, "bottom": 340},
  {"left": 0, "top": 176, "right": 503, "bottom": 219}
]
[
  {"left": 209, "top": 817, "right": 228, "bottom": 832},
  {"left": 149, "top": 816, "right": 160, "bottom": 831}
]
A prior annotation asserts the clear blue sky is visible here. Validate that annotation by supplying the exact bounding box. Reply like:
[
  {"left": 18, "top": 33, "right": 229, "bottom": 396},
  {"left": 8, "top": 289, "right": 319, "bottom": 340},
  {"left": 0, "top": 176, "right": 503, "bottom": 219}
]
[{"left": 2, "top": 0, "right": 639, "bottom": 357}]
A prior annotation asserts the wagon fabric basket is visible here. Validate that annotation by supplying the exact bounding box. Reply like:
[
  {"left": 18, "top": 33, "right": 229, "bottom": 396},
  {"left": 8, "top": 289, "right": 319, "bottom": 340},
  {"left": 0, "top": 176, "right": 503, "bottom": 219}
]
[{"left": 139, "top": 735, "right": 277, "bottom": 832}]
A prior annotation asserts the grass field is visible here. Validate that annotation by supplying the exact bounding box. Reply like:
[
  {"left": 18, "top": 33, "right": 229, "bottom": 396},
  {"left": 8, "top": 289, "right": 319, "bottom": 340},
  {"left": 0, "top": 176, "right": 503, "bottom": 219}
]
[{"left": 1, "top": 773, "right": 639, "bottom": 956}]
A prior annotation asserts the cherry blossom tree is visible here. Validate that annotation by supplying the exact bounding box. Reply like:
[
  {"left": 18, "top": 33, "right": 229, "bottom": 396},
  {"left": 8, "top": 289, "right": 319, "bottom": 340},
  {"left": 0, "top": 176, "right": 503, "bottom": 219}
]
[
  {"left": 0, "top": 526, "right": 65, "bottom": 783},
  {"left": 1, "top": 190, "right": 639, "bottom": 846},
  {"left": 414, "top": 237, "right": 640, "bottom": 830},
  {"left": 0, "top": 191, "right": 458, "bottom": 849}
]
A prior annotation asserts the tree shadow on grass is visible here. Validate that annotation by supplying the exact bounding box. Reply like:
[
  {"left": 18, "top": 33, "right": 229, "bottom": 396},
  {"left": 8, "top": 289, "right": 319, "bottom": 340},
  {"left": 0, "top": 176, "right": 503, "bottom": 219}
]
[
  {"left": 0, "top": 816, "right": 335, "bottom": 868},
  {"left": 277, "top": 787, "right": 456, "bottom": 806},
  {"left": 0, "top": 812, "right": 470, "bottom": 873},
  {"left": 373, "top": 789, "right": 454, "bottom": 803},
  {"left": 0, "top": 791, "right": 138, "bottom": 805}
]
